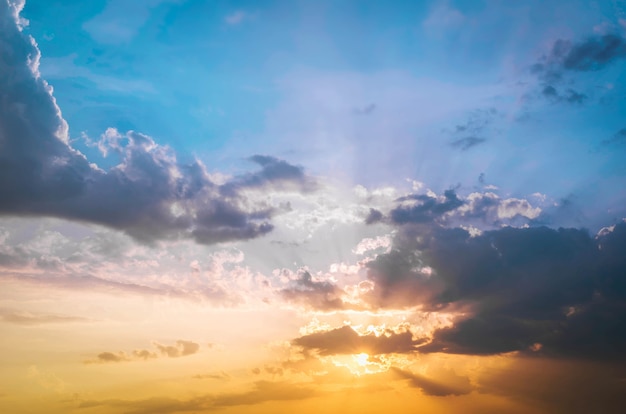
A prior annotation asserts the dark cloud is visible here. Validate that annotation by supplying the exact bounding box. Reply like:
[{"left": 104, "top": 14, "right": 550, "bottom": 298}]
[
  {"left": 450, "top": 136, "right": 486, "bottom": 150},
  {"left": 452, "top": 108, "right": 497, "bottom": 135},
  {"left": 447, "top": 108, "right": 496, "bottom": 151},
  {"left": 0, "top": 6, "right": 313, "bottom": 245},
  {"left": 86, "top": 340, "right": 200, "bottom": 363},
  {"left": 221, "top": 155, "right": 317, "bottom": 195},
  {"left": 541, "top": 85, "right": 587, "bottom": 104},
  {"left": 365, "top": 208, "right": 383, "bottom": 224},
  {"left": 601, "top": 128, "right": 626, "bottom": 148},
  {"left": 533, "top": 33, "right": 626, "bottom": 79},
  {"left": 390, "top": 190, "right": 463, "bottom": 225},
  {"left": 274, "top": 209, "right": 623, "bottom": 359},
  {"left": 558, "top": 34, "right": 626, "bottom": 72},
  {"left": 391, "top": 367, "right": 472, "bottom": 396},
  {"left": 531, "top": 33, "right": 626, "bottom": 104},
  {"left": 292, "top": 325, "right": 425, "bottom": 356},
  {"left": 368, "top": 221, "right": 626, "bottom": 360},
  {"left": 478, "top": 357, "right": 626, "bottom": 414},
  {"left": 280, "top": 271, "right": 345, "bottom": 311}
]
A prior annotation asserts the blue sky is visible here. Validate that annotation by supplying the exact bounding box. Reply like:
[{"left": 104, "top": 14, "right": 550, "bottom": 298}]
[
  {"left": 2, "top": 1, "right": 626, "bottom": 413},
  {"left": 19, "top": 0, "right": 626, "bottom": 231}
]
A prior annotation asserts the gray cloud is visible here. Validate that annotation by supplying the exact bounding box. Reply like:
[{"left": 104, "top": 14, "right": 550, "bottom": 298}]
[
  {"left": 542, "top": 85, "right": 588, "bottom": 104},
  {"left": 391, "top": 367, "right": 472, "bottom": 397},
  {"left": 221, "top": 155, "right": 317, "bottom": 195},
  {"left": 365, "top": 208, "right": 384, "bottom": 225},
  {"left": 532, "top": 33, "right": 626, "bottom": 80},
  {"left": 446, "top": 108, "right": 497, "bottom": 151},
  {"left": 367, "top": 221, "right": 626, "bottom": 360},
  {"left": 601, "top": 128, "right": 626, "bottom": 148},
  {"left": 292, "top": 325, "right": 425, "bottom": 356},
  {"left": 0, "top": 5, "right": 313, "bottom": 245},
  {"left": 390, "top": 190, "right": 463, "bottom": 225},
  {"left": 531, "top": 33, "right": 626, "bottom": 104},
  {"left": 450, "top": 136, "right": 486, "bottom": 151},
  {"left": 280, "top": 271, "right": 345, "bottom": 311}
]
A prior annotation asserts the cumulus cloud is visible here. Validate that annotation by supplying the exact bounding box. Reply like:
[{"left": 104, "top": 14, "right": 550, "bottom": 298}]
[
  {"left": 371, "top": 221, "right": 626, "bottom": 359},
  {"left": 390, "top": 190, "right": 464, "bottom": 225},
  {"left": 282, "top": 214, "right": 626, "bottom": 361},
  {"left": 0, "top": 4, "right": 314, "bottom": 245}
]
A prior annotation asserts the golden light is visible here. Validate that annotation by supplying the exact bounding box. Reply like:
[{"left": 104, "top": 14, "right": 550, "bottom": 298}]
[{"left": 355, "top": 352, "right": 369, "bottom": 366}]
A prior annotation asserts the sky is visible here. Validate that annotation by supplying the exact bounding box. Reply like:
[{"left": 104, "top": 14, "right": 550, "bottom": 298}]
[{"left": 1, "top": 0, "right": 626, "bottom": 412}]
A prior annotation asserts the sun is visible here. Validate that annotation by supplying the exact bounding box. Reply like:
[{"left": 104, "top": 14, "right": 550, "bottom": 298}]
[{"left": 355, "top": 352, "right": 369, "bottom": 367}]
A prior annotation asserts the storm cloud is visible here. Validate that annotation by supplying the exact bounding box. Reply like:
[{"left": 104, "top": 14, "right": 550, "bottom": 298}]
[{"left": 368, "top": 221, "right": 626, "bottom": 359}]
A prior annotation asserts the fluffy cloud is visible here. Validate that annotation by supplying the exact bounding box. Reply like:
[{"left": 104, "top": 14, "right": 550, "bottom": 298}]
[{"left": 0, "top": 3, "right": 313, "bottom": 245}]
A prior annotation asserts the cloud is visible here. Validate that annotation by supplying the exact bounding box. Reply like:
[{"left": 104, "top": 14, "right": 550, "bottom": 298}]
[
  {"left": 0, "top": 5, "right": 314, "bottom": 245},
  {"left": 365, "top": 208, "right": 384, "bottom": 224},
  {"left": 533, "top": 33, "right": 626, "bottom": 79},
  {"left": 86, "top": 340, "right": 200, "bottom": 363},
  {"left": 367, "top": 221, "right": 626, "bottom": 359},
  {"left": 390, "top": 190, "right": 464, "bottom": 225},
  {"left": 391, "top": 367, "right": 472, "bottom": 396},
  {"left": 222, "top": 155, "right": 317, "bottom": 195},
  {"left": 224, "top": 10, "right": 248, "bottom": 25},
  {"left": 446, "top": 107, "right": 497, "bottom": 150},
  {"left": 82, "top": 0, "right": 184, "bottom": 44},
  {"left": 353, "top": 103, "right": 376, "bottom": 115},
  {"left": 153, "top": 340, "right": 200, "bottom": 358},
  {"left": 292, "top": 325, "right": 425, "bottom": 356},
  {"left": 0, "top": 309, "right": 90, "bottom": 325},
  {"left": 450, "top": 136, "right": 486, "bottom": 151},
  {"left": 280, "top": 271, "right": 345, "bottom": 311},
  {"left": 192, "top": 371, "right": 230, "bottom": 380},
  {"left": 541, "top": 85, "right": 588, "bottom": 104},
  {"left": 531, "top": 32, "right": 626, "bottom": 103},
  {"left": 77, "top": 381, "right": 317, "bottom": 413},
  {"left": 601, "top": 128, "right": 626, "bottom": 148}
]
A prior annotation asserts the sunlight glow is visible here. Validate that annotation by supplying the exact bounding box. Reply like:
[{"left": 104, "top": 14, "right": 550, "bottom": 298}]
[{"left": 355, "top": 352, "right": 369, "bottom": 366}]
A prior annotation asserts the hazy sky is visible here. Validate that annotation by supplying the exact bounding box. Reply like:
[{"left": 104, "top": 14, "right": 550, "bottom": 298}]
[{"left": 1, "top": 0, "right": 626, "bottom": 413}]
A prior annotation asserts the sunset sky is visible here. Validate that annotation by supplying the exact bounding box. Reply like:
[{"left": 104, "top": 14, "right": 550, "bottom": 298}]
[{"left": 1, "top": 0, "right": 626, "bottom": 412}]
